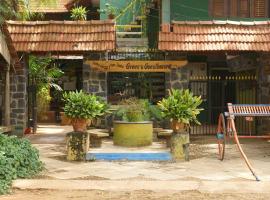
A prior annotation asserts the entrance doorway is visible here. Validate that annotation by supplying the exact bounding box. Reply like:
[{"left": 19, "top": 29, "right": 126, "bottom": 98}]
[
  {"left": 107, "top": 72, "right": 166, "bottom": 104},
  {"left": 189, "top": 69, "right": 257, "bottom": 135}
]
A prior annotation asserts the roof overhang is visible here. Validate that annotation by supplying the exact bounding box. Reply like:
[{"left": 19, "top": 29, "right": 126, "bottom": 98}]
[
  {"left": 6, "top": 20, "right": 116, "bottom": 54},
  {"left": 159, "top": 20, "right": 270, "bottom": 52},
  {"left": 0, "top": 30, "right": 11, "bottom": 65}
]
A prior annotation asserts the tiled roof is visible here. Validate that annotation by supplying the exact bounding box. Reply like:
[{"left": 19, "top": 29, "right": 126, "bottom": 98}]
[
  {"left": 6, "top": 20, "right": 116, "bottom": 53},
  {"left": 1, "top": 26, "right": 20, "bottom": 67},
  {"left": 159, "top": 20, "right": 270, "bottom": 52},
  {"left": 27, "top": 0, "right": 71, "bottom": 13}
]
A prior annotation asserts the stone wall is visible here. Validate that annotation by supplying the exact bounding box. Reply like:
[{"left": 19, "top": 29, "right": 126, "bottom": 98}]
[
  {"left": 10, "top": 67, "right": 28, "bottom": 128},
  {"left": 166, "top": 62, "right": 207, "bottom": 93},
  {"left": 82, "top": 63, "right": 107, "bottom": 98}
]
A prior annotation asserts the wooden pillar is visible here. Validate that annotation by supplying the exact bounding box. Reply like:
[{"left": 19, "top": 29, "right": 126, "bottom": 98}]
[{"left": 4, "top": 64, "right": 10, "bottom": 126}]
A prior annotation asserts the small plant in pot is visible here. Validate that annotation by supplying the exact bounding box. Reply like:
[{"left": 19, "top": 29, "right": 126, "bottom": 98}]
[
  {"left": 70, "top": 6, "right": 88, "bottom": 21},
  {"left": 98, "top": 3, "right": 118, "bottom": 19},
  {"left": 113, "top": 98, "right": 161, "bottom": 147},
  {"left": 63, "top": 90, "right": 107, "bottom": 132},
  {"left": 158, "top": 89, "right": 203, "bottom": 161}
]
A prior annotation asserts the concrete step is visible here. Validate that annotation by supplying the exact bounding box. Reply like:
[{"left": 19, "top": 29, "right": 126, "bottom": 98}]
[{"left": 117, "top": 38, "right": 148, "bottom": 48}]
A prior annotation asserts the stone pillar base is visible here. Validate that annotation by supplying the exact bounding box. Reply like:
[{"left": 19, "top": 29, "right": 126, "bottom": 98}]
[
  {"left": 170, "top": 132, "right": 190, "bottom": 161},
  {"left": 66, "top": 131, "right": 89, "bottom": 161}
]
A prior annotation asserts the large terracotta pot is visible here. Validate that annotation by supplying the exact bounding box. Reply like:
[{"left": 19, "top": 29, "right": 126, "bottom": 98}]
[
  {"left": 71, "top": 119, "right": 89, "bottom": 132},
  {"left": 60, "top": 112, "right": 71, "bottom": 126},
  {"left": 171, "top": 120, "right": 185, "bottom": 133},
  {"left": 113, "top": 121, "right": 153, "bottom": 147}
]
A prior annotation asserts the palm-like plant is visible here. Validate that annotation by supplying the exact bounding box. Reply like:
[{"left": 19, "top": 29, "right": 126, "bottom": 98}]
[
  {"left": 29, "top": 55, "right": 63, "bottom": 124},
  {"left": 71, "top": 6, "right": 88, "bottom": 21},
  {"left": 158, "top": 89, "right": 203, "bottom": 126},
  {"left": 29, "top": 55, "right": 63, "bottom": 91}
]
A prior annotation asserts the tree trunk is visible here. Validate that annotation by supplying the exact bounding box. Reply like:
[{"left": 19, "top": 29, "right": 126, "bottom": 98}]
[{"left": 170, "top": 131, "right": 190, "bottom": 161}]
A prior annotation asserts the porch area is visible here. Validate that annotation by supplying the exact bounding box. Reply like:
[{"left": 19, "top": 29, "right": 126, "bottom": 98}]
[{"left": 25, "top": 125, "right": 270, "bottom": 181}]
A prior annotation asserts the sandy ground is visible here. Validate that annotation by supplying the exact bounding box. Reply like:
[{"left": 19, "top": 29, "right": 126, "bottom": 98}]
[
  {"left": 1, "top": 189, "right": 270, "bottom": 200},
  {"left": 2, "top": 125, "right": 270, "bottom": 200}
]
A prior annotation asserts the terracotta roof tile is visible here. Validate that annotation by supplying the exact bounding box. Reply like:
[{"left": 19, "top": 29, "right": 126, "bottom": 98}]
[
  {"left": 6, "top": 20, "right": 116, "bottom": 53},
  {"left": 159, "top": 21, "right": 270, "bottom": 51}
]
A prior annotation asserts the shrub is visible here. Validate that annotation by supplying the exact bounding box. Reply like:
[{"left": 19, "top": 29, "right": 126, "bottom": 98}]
[
  {"left": 63, "top": 90, "right": 108, "bottom": 120},
  {"left": 0, "top": 134, "right": 43, "bottom": 194},
  {"left": 71, "top": 6, "right": 88, "bottom": 21},
  {"left": 115, "top": 98, "right": 162, "bottom": 122},
  {"left": 158, "top": 89, "right": 203, "bottom": 125}
]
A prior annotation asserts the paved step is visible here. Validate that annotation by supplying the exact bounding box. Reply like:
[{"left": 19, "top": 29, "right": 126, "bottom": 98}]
[
  {"left": 13, "top": 180, "right": 270, "bottom": 193},
  {"left": 86, "top": 152, "right": 172, "bottom": 161},
  {"left": 117, "top": 38, "right": 148, "bottom": 48}
]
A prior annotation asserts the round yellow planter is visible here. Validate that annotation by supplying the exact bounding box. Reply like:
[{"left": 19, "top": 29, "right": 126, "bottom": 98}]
[{"left": 113, "top": 121, "right": 153, "bottom": 147}]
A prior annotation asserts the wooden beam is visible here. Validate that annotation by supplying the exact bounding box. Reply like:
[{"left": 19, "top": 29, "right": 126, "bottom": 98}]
[{"left": 4, "top": 64, "right": 10, "bottom": 126}]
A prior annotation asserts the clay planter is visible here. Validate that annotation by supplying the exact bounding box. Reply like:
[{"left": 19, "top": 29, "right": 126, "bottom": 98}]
[
  {"left": 108, "top": 14, "right": 115, "bottom": 19},
  {"left": 171, "top": 120, "right": 185, "bottom": 133},
  {"left": 60, "top": 112, "right": 71, "bottom": 126},
  {"left": 71, "top": 119, "right": 90, "bottom": 132},
  {"left": 113, "top": 121, "right": 153, "bottom": 147}
]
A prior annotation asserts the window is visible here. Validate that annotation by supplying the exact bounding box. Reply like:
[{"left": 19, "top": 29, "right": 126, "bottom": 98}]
[
  {"left": 107, "top": 73, "right": 166, "bottom": 105},
  {"left": 210, "top": 0, "right": 269, "bottom": 18}
]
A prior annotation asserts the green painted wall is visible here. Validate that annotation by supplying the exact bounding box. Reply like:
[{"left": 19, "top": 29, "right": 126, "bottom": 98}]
[
  {"left": 100, "top": 0, "right": 131, "bottom": 20},
  {"left": 170, "top": 0, "right": 210, "bottom": 21}
]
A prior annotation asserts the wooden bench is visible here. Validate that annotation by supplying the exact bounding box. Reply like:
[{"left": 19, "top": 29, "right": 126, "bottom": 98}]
[
  {"left": 157, "top": 129, "right": 173, "bottom": 147},
  {"left": 217, "top": 103, "right": 270, "bottom": 181},
  {"left": 87, "top": 129, "right": 109, "bottom": 148},
  {"left": 0, "top": 126, "right": 12, "bottom": 135}
]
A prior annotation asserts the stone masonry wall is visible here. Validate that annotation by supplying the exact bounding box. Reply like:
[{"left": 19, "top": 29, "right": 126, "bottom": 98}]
[
  {"left": 82, "top": 63, "right": 107, "bottom": 99},
  {"left": 166, "top": 62, "right": 207, "bottom": 93},
  {"left": 10, "top": 67, "right": 28, "bottom": 128}
]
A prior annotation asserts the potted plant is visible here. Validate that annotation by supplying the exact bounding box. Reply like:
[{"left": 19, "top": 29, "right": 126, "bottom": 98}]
[
  {"left": 113, "top": 98, "right": 161, "bottom": 147},
  {"left": 98, "top": 3, "right": 118, "bottom": 19},
  {"left": 158, "top": 89, "right": 203, "bottom": 161},
  {"left": 70, "top": 6, "right": 88, "bottom": 21},
  {"left": 63, "top": 90, "right": 107, "bottom": 132}
]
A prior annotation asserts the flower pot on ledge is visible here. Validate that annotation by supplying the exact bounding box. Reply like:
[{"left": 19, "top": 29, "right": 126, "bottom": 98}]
[{"left": 71, "top": 118, "right": 90, "bottom": 132}]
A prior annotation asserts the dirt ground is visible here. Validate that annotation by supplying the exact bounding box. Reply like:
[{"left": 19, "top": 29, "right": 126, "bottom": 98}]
[{"left": 1, "top": 189, "right": 270, "bottom": 200}]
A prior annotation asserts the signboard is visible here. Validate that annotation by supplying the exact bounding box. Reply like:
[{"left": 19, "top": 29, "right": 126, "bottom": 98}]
[{"left": 86, "top": 60, "right": 188, "bottom": 72}]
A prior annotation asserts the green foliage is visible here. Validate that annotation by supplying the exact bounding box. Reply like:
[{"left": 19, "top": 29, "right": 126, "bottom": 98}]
[
  {"left": 29, "top": 55, "right": 63, "bottom": 92},
  {"left": 0, "top": 134, "right": 43, "bottom": 194},
  {"left": 98, "top": 3, "right": 118, "bottom": 17},
  {"left": 0, "top": 0, "right": 55, "bottom": 23},
  {"left": 116, "top": 98, "right": 162, "bottom": 122},
  {"left": 71, "top": 6, "right": 88, "bottom": 21},
  {"left": 37, "top": 87, "right": 51, "bottom": 117},
  {"left": 158, "top": 89, "right": 203, "bottom": 125},
  {"left": 63, "top": 90, "right": 108, "bottom": 120}
]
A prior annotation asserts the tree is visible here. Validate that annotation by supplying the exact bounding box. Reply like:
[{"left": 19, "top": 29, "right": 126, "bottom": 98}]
[
  {"left": 28, "top": 55, "right": 63, "bottom": 132},
  {"left": 0, "top": 0, "right": 56, "bottom": 23}
]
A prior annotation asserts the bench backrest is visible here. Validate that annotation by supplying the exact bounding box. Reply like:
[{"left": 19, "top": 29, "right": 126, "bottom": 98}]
[{"left": 227, "top": 103, "right": 270, "bottom": 117}]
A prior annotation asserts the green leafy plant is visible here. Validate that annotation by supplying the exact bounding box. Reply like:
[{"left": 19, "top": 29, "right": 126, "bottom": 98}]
[
  {"left": 98, "top": 3, "right": 118, "bottom": 19},
  {"left": 158, "top": 89, "right": 203, "bottom": 125},
  {"left": 0, "top": 134, "right": 43, "bottom": 194},
  {"left": 0, "top": 0, "right": 55, "bottom": 23},
  {"left": 71, "top": 6, "right": 88, "bottom": 21},
  {"left": 116, "top": 98, "right": 162, "bottom": 122},
  {"left": 29, "top": 55, "right": 63, "bottom": 121},
  {"left": 63, "top": 90, "right": 108, "bottom": 120}
]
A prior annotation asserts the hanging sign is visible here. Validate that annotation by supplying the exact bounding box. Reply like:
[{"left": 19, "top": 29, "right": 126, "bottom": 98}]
[{"left": 86, "top": 60, "right": 188, "bottom": 72}]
